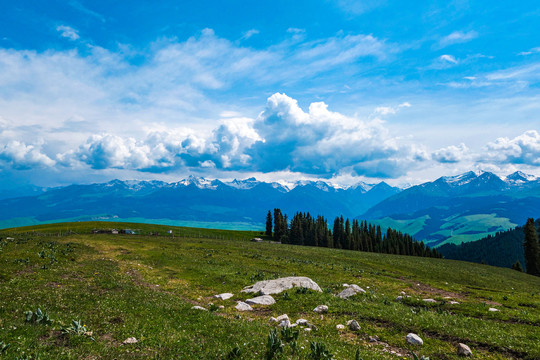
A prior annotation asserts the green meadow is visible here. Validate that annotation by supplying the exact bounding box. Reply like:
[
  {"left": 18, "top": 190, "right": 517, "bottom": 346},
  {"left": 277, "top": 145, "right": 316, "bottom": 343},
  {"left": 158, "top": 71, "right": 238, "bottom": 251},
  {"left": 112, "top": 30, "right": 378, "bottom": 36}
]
[{"left": 0, "top": 222, "right": 538, "bottom": 359}]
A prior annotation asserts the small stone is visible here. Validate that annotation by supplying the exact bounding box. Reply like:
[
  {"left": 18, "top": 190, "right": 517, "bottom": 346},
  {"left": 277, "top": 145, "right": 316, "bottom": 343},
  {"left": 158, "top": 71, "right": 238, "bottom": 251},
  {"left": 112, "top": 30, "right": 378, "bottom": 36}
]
[
  {"left": 218, "top": 305, "right": 225, "bottom": 309},
  {"left": 213, "top": 293, "right": 234, "bottom": 300},
  {"left": 269, "top": 317, "right": 278, "bottom": 323},
  {"left": 337, "top": 284, "right": 366, "bottom": 299},
  {"left": 278, "top": 319, "right": 291, "bottom": 328},
  {"left": 488, "top": 307, "right": 500, "bottom": 312},
  {"left": 296, "top": 319, "right": 309, "bottom": 326},
  {"left": 191, "top": 306, "right": 207, "bottom": 311},
  {"left": 276, "top": 314, "right": 289, "bottom": 322},
  {"left": 245, "top": 295, "right": 276, "bottom": 305},
  {"left": 400, "top": 291, "right": 406, "bottom": 295},
  {"left": 457, "top": 343, "right": 473, "bottom": 356},
  {"left": 406, "top": 333, "right": 423, "bottom": 345},
  {"left": 423, "top": 299, "right": 437, "bottom": 303},
  {"left": 369, "top": 335, "right": 380, "bottom": 342},
  {"left": 123, "top": 337, "right": 138, "bottom": 344},
  {"left": 235, "top": 301, "right": 253, "bottom": 311},
  {"left": 304, "top": 328, "right": 312, "bottom": 332},
  {"left": 342, "top": 283, "right": 349, "bottom": 287},
  {"left": 396, "top": 296, "right": 403, "bottom": 301},
  {"left": 348, "top": 320, "right": 361, "bottom": 331},
  {"left": 336, "top": 324, "right": 345, "bottom": 329},
  {"left": 313, "top": 305, "right": 328, "bottom": 313},
  {"left": 449, "top": 301, "right": 459, "bottom": 305}
]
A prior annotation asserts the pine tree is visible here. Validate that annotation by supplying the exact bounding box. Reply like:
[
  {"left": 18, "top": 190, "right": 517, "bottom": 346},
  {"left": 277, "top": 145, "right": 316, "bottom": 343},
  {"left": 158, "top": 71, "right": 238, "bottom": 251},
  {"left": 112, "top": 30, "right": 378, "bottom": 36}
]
[
  {"left": 523, "top": 218, "right": 540, "bottom": 276},
  {"left": 511, "top": 260, "right": 523, "bottom": 272},
  {"left": 265, "top": 210, "right": 273, "bottom": 237}
]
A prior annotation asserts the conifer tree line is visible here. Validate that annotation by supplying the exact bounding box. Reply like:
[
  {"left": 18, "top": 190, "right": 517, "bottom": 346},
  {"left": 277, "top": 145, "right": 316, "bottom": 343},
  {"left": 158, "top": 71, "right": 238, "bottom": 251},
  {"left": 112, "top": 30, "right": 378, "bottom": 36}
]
[{"left": 266, "top": 209, "right": 442, "bottom": 258}]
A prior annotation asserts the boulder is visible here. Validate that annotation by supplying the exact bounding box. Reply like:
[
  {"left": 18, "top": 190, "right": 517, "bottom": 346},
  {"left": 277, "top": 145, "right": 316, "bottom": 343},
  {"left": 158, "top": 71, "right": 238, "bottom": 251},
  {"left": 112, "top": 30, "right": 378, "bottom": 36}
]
[
  {"left": 191, "top": 306, "right": 207, "bottom": 311},
  {"left": 245, "top": 295, "right": 276, "bottom": 305},
  {"left": 242, "top": 276, "right": 322, "bottom": 295},
  {"left": 457, "top": 343, "right": 473, "bottom": 356},
  {"left": 313, "top": 305, "right": 328, "bottom": 313},
  {"left": 348, "top": 320, "right": 361, "bottom": 331},
  {"left": 406, "top": 333, "right": 423, "bottom": 345},
  {"left": 235, "top": 301, "right": 253, "bottom": 311},
  {"left": 337, "top": 284, "right": 366, "bottom": 299},
  {"left": 213, "top": 293, "right": 234, "bottom": 300}
]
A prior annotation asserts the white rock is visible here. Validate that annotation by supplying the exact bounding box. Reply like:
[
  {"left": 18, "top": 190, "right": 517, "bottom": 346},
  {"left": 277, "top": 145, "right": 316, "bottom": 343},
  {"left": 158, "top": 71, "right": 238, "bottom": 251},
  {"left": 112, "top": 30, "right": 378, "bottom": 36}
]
[
  {"left": 488, "top": 307, "right": 499, "bottom": 312},
  {"left": 269, "top": 317, "right": 278, "bottom": 323},
  {"left": 396, "top": 296, "right": 403, "bottom": 301},
  {"left": 245, "top": 295, "right": 276, "bottom": 305},
  {"left": 313, "top": 305, "right": 328, "bottom": 313},
  {"left": 278, "top": 319, "right": 291, "bottom": 328},
  {"left": 449, "top": 301, "right": 459, "bottom": 305},
  {"left": 406, "top": 333, "right": 423, "bottom": 345},
  {"left": 296, "top": 319, "right": 309, "bottom": 326},
  {"left": 213, "top": 293, "right": 234, "bottom": 300},
  {"left": 235, "top": 301, "right": 253, "bottom": 311},
  {"left": 423, "top": 299, "right": 437, "bottom": 303},
  {"left": 346, "top": 320, "right": 354, "bottom": 326},
  {"left": 348, "top": 320, "right": 361, "bottom": 331},
  {"left": 336, "top": 324, "right": 345, "bottom": 329},
  {"left": 337, "top": 284, "right": 366, "bottom": 299},
  {"left": 342, "top": 283, "right": 349, "bottom": 287},
  {"left": 400, "top": 291, "right": 406, "bottom": 295},
  {"left": 123, "top": 337, "right": 138, "bottom": 344},
  {"left": 304, "top": 328, "right": 312, "bottom": 332},
  {"left": 191, "top": 306, "right": 207, "bottom": 311},
  {"left": 457, "top": 343, "right": 473, "bottom": 356},
  {"left": 276, "top": 314, "right": 289, "bottom": 322},
  {"left": 242, "top": 276, "right": 322, "bottom": 295}
]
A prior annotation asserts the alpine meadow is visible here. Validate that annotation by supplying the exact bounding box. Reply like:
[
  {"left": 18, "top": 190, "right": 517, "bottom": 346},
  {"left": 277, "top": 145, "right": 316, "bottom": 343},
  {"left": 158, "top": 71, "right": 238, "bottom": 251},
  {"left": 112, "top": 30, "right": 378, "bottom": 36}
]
[{"left": 1, "top": 1, "right": 540, "bottom": 359}]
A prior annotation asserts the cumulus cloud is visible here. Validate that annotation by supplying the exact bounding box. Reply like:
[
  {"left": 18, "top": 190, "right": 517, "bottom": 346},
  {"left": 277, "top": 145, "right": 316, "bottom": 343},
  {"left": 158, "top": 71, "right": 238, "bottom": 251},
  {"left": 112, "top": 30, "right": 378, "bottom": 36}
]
[
  {"left": 483, "top": 130, "right": 540, "bottom": 165},
  {"left": 0, "top": 141, "right": 55, "bottom": 169},
  {"left": 432, "top": 143, "right": 469, "bottom": 163},
  {"left": 56, "top": 25, "right": 80, "bottom": 41},
  {"left": 439, "top": 31, "right": 478, "bottom": 47}
]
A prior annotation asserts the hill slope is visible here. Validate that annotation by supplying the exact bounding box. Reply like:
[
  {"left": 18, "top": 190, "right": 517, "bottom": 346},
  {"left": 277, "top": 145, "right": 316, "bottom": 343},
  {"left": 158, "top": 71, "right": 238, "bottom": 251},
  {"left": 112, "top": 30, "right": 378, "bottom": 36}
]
[
  {"left": 360, "top": 171, "right": 540, "bottom": 247},
  {"left": 1, "top": 222, "right": 539, "bottom": 359}
]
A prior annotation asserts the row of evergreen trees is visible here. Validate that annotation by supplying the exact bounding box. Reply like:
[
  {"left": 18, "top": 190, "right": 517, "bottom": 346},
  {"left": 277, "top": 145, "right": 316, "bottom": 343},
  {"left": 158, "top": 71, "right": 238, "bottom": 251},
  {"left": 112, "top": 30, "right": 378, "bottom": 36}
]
[{"left": 266, "top": 209, "right": 441, "bottom": 258}]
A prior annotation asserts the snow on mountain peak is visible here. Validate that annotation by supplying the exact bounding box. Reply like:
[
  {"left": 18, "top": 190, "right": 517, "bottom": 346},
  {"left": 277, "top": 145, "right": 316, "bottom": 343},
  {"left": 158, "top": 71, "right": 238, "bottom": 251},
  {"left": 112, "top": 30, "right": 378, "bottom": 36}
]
[
  {"left": 505, "top": 171, "right": 537, "bottom": 184},
  {"left": 441, "top": 170, "right": 485, "bottom": 186}
]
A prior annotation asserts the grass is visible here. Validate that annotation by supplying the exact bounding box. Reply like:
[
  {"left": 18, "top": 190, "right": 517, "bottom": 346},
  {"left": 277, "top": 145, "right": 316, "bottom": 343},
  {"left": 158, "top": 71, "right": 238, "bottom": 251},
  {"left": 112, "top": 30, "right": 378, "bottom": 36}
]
[{"left": 0, "top": 221, "right": 539, "bottom": 359}]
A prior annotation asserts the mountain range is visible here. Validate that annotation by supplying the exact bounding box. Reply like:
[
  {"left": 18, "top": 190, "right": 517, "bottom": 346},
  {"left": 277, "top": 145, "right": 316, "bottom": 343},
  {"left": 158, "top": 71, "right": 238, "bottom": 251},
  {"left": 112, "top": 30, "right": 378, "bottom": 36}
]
[{"left": 1, "top": 170, "right": 539, "bottom": 247}]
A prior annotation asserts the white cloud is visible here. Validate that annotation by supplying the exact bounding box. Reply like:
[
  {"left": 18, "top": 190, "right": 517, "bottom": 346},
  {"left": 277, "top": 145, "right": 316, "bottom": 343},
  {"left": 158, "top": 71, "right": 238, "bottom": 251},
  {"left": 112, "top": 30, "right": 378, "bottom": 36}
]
[
  {"left": 483, "top": 130, "right": 540, "bottom": 166},
  {"left": 518, "top": 47, "right": 540, "bottom": 56},
  {"left": 241, "top": 29, "right": 259, "bottom": 40},
  {"left": 439, "top": 31, "right": 478, "bottom": 47},
  {"left": 0, "top": 141, "right": 55, "bottom": 169},
  {"left": 432, "top": 143, "right": 469, "bottom": 163},
  {"left": 440, "top": 54, "right": 458, "bottom": 64},
  {"left": 56, "top": 25, "right": 80, "bottom": 41}
]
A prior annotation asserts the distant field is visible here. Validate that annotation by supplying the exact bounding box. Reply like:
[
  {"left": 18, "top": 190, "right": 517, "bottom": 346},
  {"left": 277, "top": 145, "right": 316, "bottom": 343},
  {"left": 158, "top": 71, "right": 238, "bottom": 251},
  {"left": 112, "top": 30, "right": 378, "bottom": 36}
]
[{"left": 0, "top": 221, "right": 539, "bottom": 359}]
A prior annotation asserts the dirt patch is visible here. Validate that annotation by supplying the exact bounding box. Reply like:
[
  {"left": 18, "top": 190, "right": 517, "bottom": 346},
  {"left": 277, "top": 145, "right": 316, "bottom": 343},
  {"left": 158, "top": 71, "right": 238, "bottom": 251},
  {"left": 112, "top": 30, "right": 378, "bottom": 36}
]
[
  {"left": 99, "top": 333, "right": 121, "bottom": 347},
  {"left": 400, "top": 278, "right": 465, "bottom": 300}
]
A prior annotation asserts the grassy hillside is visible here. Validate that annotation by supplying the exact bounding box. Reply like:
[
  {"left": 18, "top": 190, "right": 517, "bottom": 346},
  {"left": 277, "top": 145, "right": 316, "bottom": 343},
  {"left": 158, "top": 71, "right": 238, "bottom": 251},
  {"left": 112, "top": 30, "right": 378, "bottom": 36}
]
[{"left": 1, "top": 222, "right": 539, "bottom": 359}]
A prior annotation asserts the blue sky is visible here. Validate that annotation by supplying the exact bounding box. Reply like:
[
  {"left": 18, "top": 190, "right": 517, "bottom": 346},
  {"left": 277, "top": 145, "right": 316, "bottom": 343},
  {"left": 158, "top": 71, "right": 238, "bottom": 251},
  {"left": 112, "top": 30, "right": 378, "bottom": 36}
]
[{"left": 0, "top": 0, "right": 539, "bottom": 188}]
